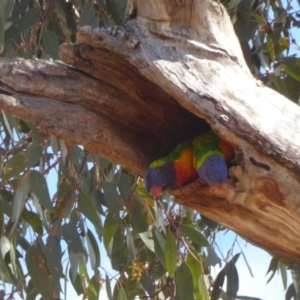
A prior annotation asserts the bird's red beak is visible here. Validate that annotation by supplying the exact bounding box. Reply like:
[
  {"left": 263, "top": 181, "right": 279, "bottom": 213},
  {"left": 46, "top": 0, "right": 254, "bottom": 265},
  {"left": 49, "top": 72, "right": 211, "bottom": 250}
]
[
  {"left": 215, "top": 183, "right": 223, "bottom": 190},
  {"left": 150, "top": 186, "right": 163, "bottom": 197}
]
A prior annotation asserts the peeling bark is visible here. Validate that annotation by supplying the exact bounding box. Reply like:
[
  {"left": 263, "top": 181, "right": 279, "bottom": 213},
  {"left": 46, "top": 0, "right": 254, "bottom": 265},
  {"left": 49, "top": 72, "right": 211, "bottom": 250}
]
[{"left": 1, "top": 0, "right": 300, "bottom": 262}]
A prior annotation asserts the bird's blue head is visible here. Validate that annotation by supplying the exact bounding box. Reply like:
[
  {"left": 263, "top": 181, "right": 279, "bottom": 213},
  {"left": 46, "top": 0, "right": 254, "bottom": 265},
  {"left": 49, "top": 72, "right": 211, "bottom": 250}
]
[
  {"left": 144, "top": 164, "right": 176, "bottom": 197},
  {"left": 197, "top": 155, "right": 228, "bottom": 186}
]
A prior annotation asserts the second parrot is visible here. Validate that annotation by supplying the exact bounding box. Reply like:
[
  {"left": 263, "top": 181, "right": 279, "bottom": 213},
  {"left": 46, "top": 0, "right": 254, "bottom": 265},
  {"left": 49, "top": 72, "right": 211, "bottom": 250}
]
[{"left": 144, "top": 131, "right": 234, "bottom": 197}]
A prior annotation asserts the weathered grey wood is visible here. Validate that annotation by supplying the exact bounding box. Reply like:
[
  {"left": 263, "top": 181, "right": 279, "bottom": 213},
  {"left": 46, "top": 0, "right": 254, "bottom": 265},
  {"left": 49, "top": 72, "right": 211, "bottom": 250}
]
[
  {"left": 1, "top": 0, "right": 300, "bottom": 262},
  {"left": 0, "top": 58, "right": 206, "bottom": 173}
]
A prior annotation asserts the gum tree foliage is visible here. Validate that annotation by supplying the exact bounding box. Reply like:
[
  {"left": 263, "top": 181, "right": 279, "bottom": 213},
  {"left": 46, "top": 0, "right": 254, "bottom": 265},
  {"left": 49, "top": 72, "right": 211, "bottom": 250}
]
[{"left": 0, "top": 0, "right": 300, "bottom": 299}]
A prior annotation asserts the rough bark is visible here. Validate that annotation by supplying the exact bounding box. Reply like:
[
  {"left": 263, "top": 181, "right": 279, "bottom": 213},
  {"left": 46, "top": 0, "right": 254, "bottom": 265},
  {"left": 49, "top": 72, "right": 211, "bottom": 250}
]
[{"left": 1, "top": 0, "right": 300, "bottom": 262}]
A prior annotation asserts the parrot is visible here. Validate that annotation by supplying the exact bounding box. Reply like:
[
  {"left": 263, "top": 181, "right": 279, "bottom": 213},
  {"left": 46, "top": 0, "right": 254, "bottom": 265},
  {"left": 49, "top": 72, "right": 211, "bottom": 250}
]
[
  {"left": 144, "top": 131, "right": 234, "bottom": 197},
  {"left": 144, "top": 140, "right": 198, "bottom": 197},
  {"left": 192, "top": 131, "right": 234, "bottom": 188}
]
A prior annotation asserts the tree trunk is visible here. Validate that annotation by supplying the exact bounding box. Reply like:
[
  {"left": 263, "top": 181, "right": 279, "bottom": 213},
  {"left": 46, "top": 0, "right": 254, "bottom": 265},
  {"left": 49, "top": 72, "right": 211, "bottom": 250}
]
[{"left": 1, "top": 0, "right": 300, "bottom": 262}]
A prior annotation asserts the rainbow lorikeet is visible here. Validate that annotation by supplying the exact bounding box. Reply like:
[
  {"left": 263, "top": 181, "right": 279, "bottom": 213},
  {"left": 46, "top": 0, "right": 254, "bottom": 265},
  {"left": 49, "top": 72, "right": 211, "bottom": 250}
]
[
  {"left": 192, "top": 131, "right": 234, "bottom": 188},
  {"left": 144, "top": 131, "right": 234, "bottom": 197},
  {"left": 144, "top": 141, "right": 198, "bottom": 197}
]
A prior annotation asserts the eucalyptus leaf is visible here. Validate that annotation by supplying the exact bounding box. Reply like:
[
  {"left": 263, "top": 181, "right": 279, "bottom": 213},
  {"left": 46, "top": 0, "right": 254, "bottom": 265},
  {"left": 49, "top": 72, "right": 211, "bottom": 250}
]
[
  {"left": 139, "top": 230, "right": 154, "bottom": 252},
  {"left": 5, "top": 8, "right": 40, "bottom": 42},
  {"left": 79, "top": 3, "right": 97, "bottom": 27},
  {"left": 61, "top": 223, "right": 85, "bottom": 254},
  {"left": 0, "top": 192, "right": 12, "bottom": 216},
  {"left": 69, "top": 270, "right": 84, "bottom": 296},
  {"left": 106, "top": 273, "right": 113, "bottom": 300},
  {"left": 26, "top": 245, "right": 55, "bottom": 300},
  {"left": 152, "top": 227, "right": 166, "bottom": 267},
  {"left": 103, "top": 182, "right": 123, "bottom": 212},
  {"left": 126, "top": 228, "right": 136, "bottom": 260},
  {"left": 21, "top": 209, "right": 43, "bottom": 235},
  {"left": 103, "top": 212, "right": 119, "bottom": 250},
  {"left": 106, "top": 0, "right": 126, "bottom": 25},
  {"left": 69, "top": 250, "right": 79, "bottom": 283},
  {"left": 112, "top": 282, "right": 128, "bottom": 300},
  {"left": 78, "top": 253, "right": 97, "bottom": 296},
  {"left": 42, "top": 30, "right": 60, "bottom": 60},
  {"left": 225, "top": 263, "right": 239, "bottom": 297},
  {"left": 175, "top": 262, "right": 194, "bottom": 300},
  {"left": 186, "top": 248, "right": 209, "bottom": 300},
  {"left": 44, "top": 235, "right": 62, "bottom": 288},
  {"left": 78, "top": 191, "right": 101, "bottom": 230},
  {"left": 25, "top": 139, "right": 43, "bottom": 169},
  {"left": 11, "top": 175, "right": 30, "bottom": 223},
  {"left": 180, "top": 224, "right": 209, "bottom": 247},
  {"left": 86, "top": 229, "right": 100, "bottom": 270},
  {"left": 164, "top": 229, "right": 177, "bottom": 277},
  {"left": 29, "top": 170, "right": 53, "bottom": 212}
]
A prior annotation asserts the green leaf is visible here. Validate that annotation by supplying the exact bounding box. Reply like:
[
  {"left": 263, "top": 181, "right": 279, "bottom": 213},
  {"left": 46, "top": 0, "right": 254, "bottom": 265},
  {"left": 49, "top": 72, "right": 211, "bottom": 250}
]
[
  {"left": 180, "top": 224, "right": 208, "bottom": 247},
  {"left": 284, "top": 64, "right": 300, "bottom": 83},
  {"left": 212, "top": 253, "right": 241, "bottom": 300},
  {"left": 148, "top": 259, "right": 165, "bottom": 280},
  {"left": 211, "top": 269, "right": 226, "bottom": 300},
  {"left": 106, "top": 274, "right": 113, "bottom": 300},
  {"left": 126, "top": 228, "right": 136, "bottom": 260},
  {"left": 132, "top": 208, "right": 148, "bottom": 233},
  {"left": 42, "top": 30, "right": 60, "bottom": 60},
  {"left": 267, "top": 35, "right": 275, "bottom": 62},
  {"left": 266, "top": 256, "right": 280, "bottom": 275},
  {"left": 175, "top": 262, "right": 194, "bottom": 300},
  {"left": 106, "top": 0, "right": 126, "bottom": 25},
  {"left": 25, "top": 139, "right": 43, "bottom": 169},
  {"left": 69, "top": 270, "right": 84, "bottom": 296},
  {"left": 186, "top": 248, "right": 209, "bottom": 300},
  {"left": 164, "top": 229, "right": 177, "bottom": 277},
  {"left": 3, "top": 152, "right": 26, "bottom": 180},
  {"left": 78, "top": 253, "right": 97, "bottom": 295},
  {"left": 4, "top": 0, "right": 14, "bottom": 22},
  {"left": 0, "top": 236, "right": 14, "bottom": 283},
  {"left": 87, "top": 274, "right": 101, "bottom": 300},
  {"left": 54, "top": 0, "right": 73, "bottom": 42},
  {"left": 29, "top": 170, "right": 53, "bottom": 212},
  {"left": 279, "top": 260, "right": 287, "bottom": 290},
  {"left": 86, "top": 229, "right": 100, "bottom": 270},
  {"left": 71, "top": 146, "right": 86, "bottom": 172},
  {"left": 103, "top": 212, "right": 119, "bottom": 250},
  {"left": 78, "top": 191, "right": 101, "bottom": 229},
  {"left": 139, "top": 229, "right": 154, "bottom": 252},
  {"left": 0, "top": 0, "right": 4, "bottom": 54},
  {"left": 79, "top": 3, "right": 97, "bottom": 27},
  {"left": 11, "top": 175, "right": 30, "bottom": 223},
  {"left": 285, "top": 283, "right": 296, "bottom": 300},
  {"left": 26, "top": 244, "right": 54, "bottom": 300},
  {"left": 152, "top": 227, "right": 166, "bottom": 267},
  {"left": 22, "top": 209, "right": 43, "bottom": 235},
  {"left": 0, "top": 192, "right": 12, "bottom": 217},
  {"left": 69, "top": 250, "right": 79, "bottom": 283},
  {"left": 54, "top": 172, "right": 75, "bottom": 220},
  {"left": 61, "top": 223, "right": 85, "bottom": 254},
  {"left": 117, "top": 172, "right": 132, "bottom": 200},
  {"left": 5, "top": 8, "right": 41, "bottom": 42},
  {"left": 113, "top": 282, "right": 128, "bottom": 300},
  {"left": 44, "top": 235, "right": 61, "bottom": 288},
  {"left": 225, "top": 263, "right": 239, "bottom": 297},
  {"left": 103, "top": 182, "right": 123, "bottom": 212}
]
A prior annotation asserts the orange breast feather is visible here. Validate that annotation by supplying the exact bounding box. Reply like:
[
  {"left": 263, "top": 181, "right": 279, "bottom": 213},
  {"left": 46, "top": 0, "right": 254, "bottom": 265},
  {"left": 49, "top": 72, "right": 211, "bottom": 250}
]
[{"left": 173, "top": 148, "right": 198, "bottom": 187}]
